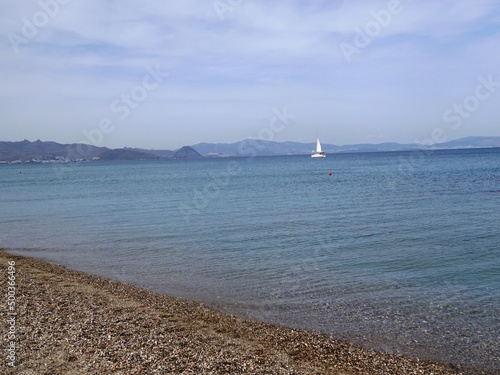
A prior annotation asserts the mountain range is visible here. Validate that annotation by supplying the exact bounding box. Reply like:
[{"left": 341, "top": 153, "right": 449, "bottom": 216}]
[
  {"left": 192, "top": 136, "right": 500, "bottom": 156},
  {"left": 0, "top": 140, "right": 202, "bottom": 163},
  {"left": 1, "top": 136, "right": 499, "bottom": 163}
]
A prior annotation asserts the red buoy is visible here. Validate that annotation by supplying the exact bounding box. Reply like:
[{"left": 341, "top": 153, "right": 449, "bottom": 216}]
[{"left": 328, "top": 171, "right": 332, "bottom": 176}]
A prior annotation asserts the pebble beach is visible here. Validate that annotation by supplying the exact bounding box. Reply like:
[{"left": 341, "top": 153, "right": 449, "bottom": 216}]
[{"left": 1, "top": 250, "right": 495, "bottom": 375}]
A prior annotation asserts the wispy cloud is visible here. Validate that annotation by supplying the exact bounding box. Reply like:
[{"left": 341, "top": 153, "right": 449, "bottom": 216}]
[{"left": 1, "top": 0, "right": 499, "bottom": 148}]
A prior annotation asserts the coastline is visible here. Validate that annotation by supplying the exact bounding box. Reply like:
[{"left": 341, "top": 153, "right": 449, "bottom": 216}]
[{"left": 0, "top": 250, "right": 492, "bottom": 374}]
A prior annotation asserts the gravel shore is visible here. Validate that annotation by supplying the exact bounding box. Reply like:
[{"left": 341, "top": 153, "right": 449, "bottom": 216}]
[{"left": 0, "top": 250, "right": 494, "bottom": 374}]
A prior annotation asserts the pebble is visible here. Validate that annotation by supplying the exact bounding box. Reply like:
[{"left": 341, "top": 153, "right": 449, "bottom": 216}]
[{"left": 2, "top": 250, "right": 494, "bottom": 375}]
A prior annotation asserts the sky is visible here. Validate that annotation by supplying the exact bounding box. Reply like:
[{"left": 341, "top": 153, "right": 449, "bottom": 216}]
[{"left": 1, "top": 0, "right": 499, "bottom": 150}]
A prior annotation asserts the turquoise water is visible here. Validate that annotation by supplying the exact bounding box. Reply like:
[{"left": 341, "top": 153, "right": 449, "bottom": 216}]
[{"left": 2, "top": 148, "right": 499, "bottom": 370}]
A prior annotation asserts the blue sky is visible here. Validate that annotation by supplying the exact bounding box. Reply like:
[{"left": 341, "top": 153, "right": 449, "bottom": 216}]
[{"left": 1, "top": 0, "right": 499, "bottom": 149}]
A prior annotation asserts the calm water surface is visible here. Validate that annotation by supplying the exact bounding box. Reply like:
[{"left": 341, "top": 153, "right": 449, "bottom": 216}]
[{"left": 2, "top": 148, "right": 499, "bottom": 370}]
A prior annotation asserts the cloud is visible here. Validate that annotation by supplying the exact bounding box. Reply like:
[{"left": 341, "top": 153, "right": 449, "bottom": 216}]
[{"left": 1, "top": 0, "right": 499, "bottom": 148}]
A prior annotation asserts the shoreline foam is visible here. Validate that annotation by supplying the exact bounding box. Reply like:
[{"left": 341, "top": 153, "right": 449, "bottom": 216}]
[{"left": 1, "top": 250, "right": 493, "bottom": 374}]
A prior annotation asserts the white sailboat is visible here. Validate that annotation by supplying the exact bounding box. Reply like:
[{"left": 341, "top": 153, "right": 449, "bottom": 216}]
[{"left": 311, "top": 138, "right": 326, "bottom": 158}]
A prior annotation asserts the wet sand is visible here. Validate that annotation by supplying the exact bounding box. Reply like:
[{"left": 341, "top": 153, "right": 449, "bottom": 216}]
[{"left": 0, "top": 250, "right": 493, "bottom": 374}]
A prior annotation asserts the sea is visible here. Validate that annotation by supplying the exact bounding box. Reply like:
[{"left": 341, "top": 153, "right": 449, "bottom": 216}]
[{"left": 2, "top": 148, "right": 499, "bottom": 371}]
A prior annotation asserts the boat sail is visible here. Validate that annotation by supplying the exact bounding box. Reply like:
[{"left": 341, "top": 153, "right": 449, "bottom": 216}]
[{"left": 311, "top": 138, "right": 326, "bottom": 158}]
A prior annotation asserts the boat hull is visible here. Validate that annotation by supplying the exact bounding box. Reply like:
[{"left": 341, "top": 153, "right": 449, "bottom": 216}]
[{"left": 311, "top": 153, "right": 326, "bottom": 158}]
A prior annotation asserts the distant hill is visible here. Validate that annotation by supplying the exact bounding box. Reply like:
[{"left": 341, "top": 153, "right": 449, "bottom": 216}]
[
  {"left": 0, "top": 140, "right": 107, "bottom": 162},
  {"left": 1, "top": 137, "right": 499, "bottom": 163},
  {"left": 0, "top": 140, "right": 205, "bottom": 163},
  {"left": 172, "top": 146, "right": 203, "bottom": 159},
  {"left": 436, "top": 136, "right": 500, "bottom": 149},
  {"left": 191, "top": 136, "right": 500, "bottom": 157},
  {"left": 0, "top": 140, "right": 164, "bottom": 162}
]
